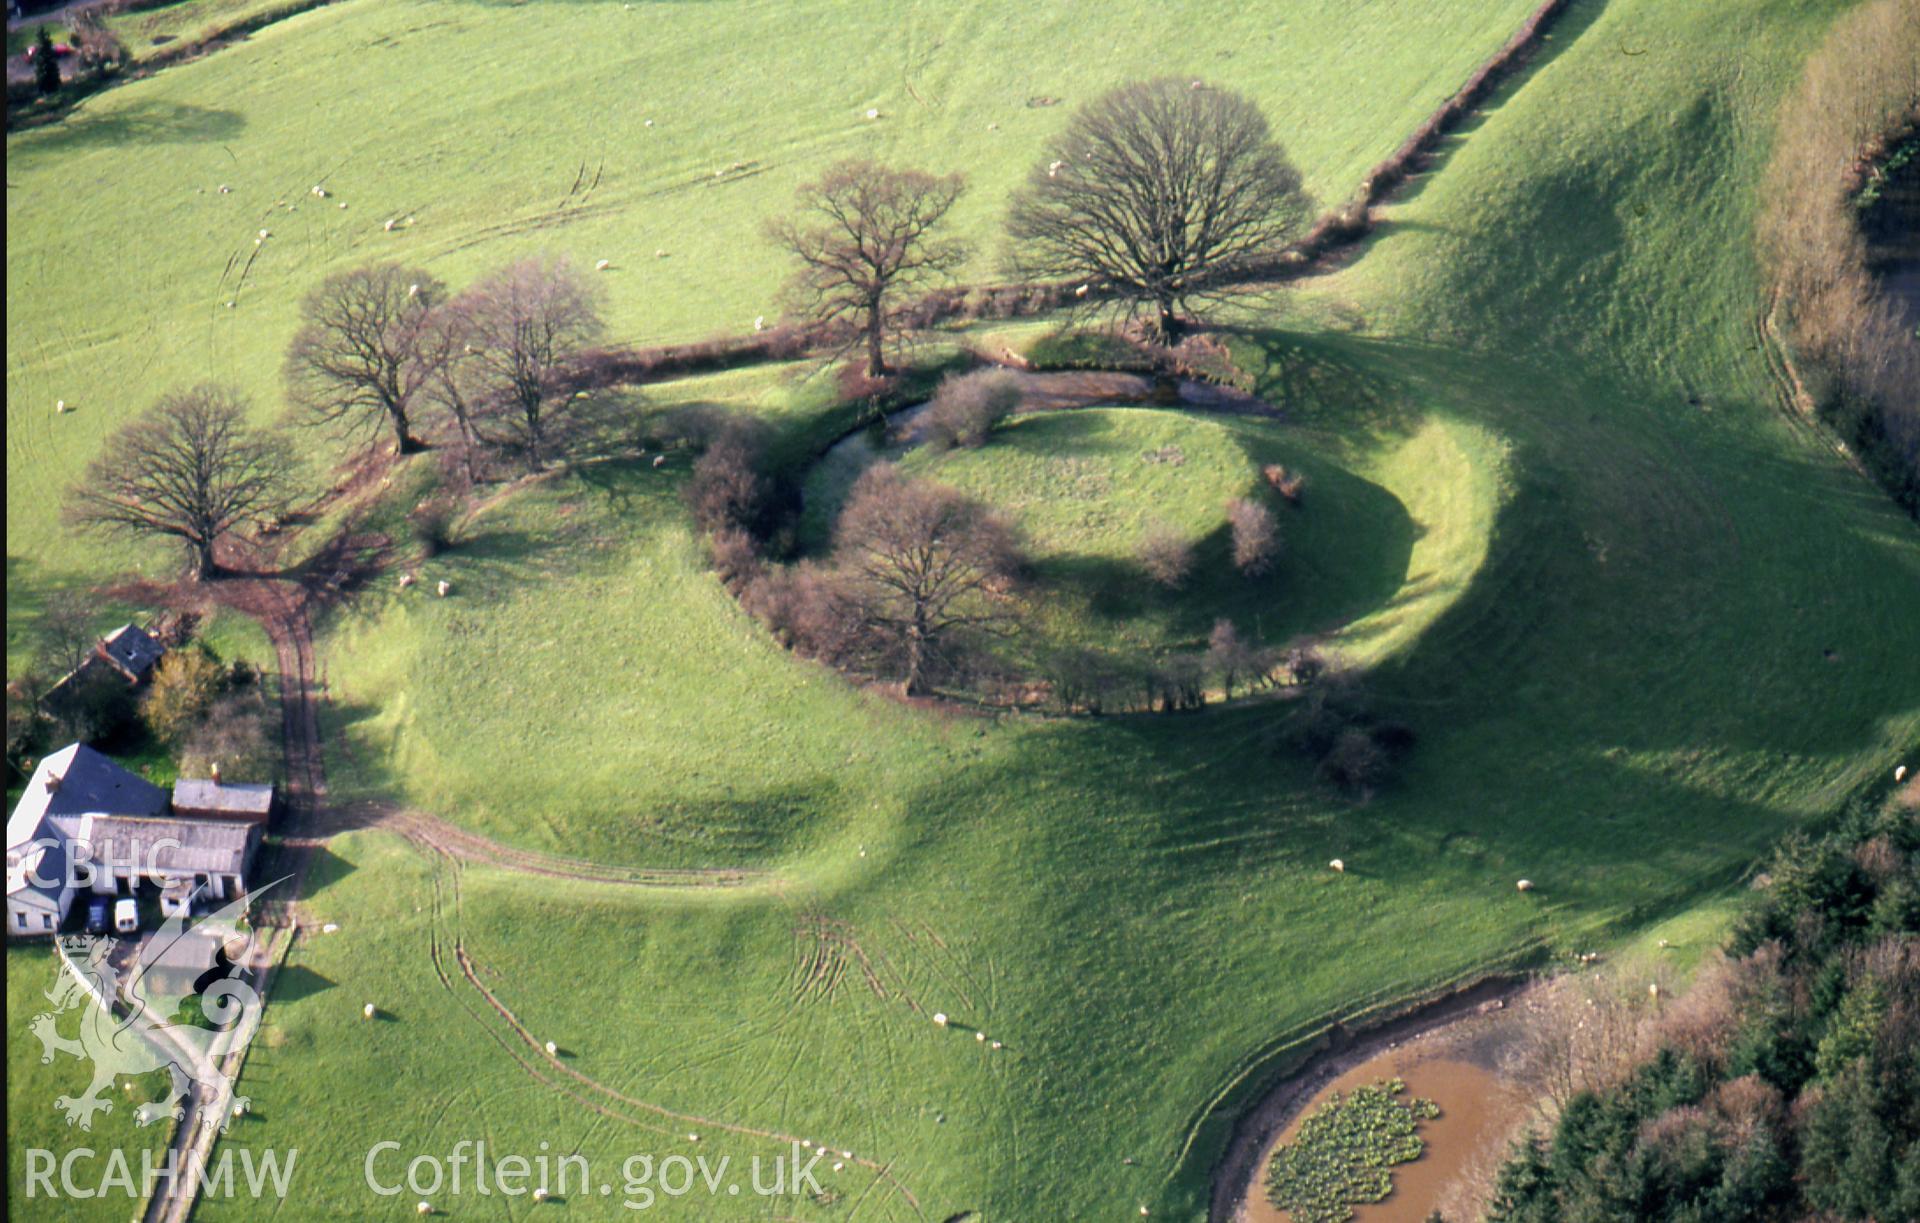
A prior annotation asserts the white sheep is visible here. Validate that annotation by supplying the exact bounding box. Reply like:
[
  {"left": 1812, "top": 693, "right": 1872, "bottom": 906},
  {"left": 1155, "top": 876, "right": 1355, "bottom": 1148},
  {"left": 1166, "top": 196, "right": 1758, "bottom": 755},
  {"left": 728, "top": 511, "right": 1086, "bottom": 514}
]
[
  {"left": 218, "top": 184, "right": 231, "bottom": 194},
  {"left": 1329, "top": 858, "right": 1344, "bottom": 873},
  {"left": 975, "top": 1031, "right": 986, "bottom": 1042},
  {"left": 339, "top": 202, "right": 348, "bottom": 210},
  {"left": 800, "top": 1140, "right": 812, "bottom": 1148},
  {"left": 1048, "top": 160, "right": 1065, "bottom": 177},
  {"left": 544, "top": 1041, "right": 557, "bottom": 1056},
  {"left": 644, "top": 118, "right": 654, "bottom": 127},
  {"left": 1516, "top": 879, "right": 1534, "bottom": 892},
  {"left": 866, "top": 108, "right": 881, "bottom": 120},
  {"left": 832, "top": 1162, "right": 844, "bottom": 1172},
  {"left": 364, "top": 1003, "right": 377, "bottom": 1019},
  {"left": 753, "top": 315, "right": 766, "bottom": 332},
  {"left": 399, "top": 573, "right": 415, "bottom": 589},
  {"left": 322, "top": 922, "right": 340, "bottom": 934},
  {"left": 987, "top": 122, "right": 1000, "bottom": 131},
  {"left": 990, "top": 1041, "right": 1002, "bottom": 1050},
  {"left": 417, "top": 1203, "right": 433, "bottom": 1217},
  {"left": 258, "top": 229, "right": 271, "bottom": 240},
  {"left": 408, "top": 283, "right": 420, "bottom": 298},
  {"left": 55, "top": 399, "right": 66, "bottom": 413},
  {"left": 595, "top": 259, "right": 611, "bottom": 271},
  {"left": 686, "top": 1132, "right": 699, "bottom": 1142},
  {"left": 1657, "top": 938, "right": 1670, "bottom": 948},
  {"left": 227, "top": 301, "right": 236, "bottom": 309},
  {"left": 1075, "top": 284, "right": 1090, "bottom": 298},
  {"left": 436, "top": 580, "right": 451, "bottom": 597},
  {"left": 654, "top": 248, "right": 668, "bottom": 258},
  {"left": 1897, "top": 764, "right": 1908, "bottom": 782},
  {"left": 533, "top": 1187, "right": 549, "bottom": 1202},
  {"left": 932, "top": 1012, "right": 948, "bottom": 1026},
  {"left": 652, "top": 455, "right": 666, "bottom": 468},
  {"left": 311, "top": 185, "right": 327, "bottom": 197}
]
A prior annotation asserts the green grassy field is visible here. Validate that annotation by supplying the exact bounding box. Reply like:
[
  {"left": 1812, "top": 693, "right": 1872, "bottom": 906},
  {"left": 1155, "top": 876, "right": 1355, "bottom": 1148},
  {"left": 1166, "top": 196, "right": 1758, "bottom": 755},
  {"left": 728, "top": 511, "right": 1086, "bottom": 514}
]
[{"left": 9, "top": 0, "right": 1920, "bottom": 1220}]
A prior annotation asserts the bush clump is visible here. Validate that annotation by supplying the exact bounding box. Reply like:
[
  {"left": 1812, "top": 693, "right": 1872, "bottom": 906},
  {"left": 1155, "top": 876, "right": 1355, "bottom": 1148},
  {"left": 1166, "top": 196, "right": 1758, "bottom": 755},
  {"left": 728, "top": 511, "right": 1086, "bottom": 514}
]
[
  {"left": 1227, "top": 495, "right": 1278, "bottom": 576},
  {"left": 920, "top": 367, "right": 1027, "bottom": 450},
  {"left": 1136, "top": 525, "right": 1196, "bottom": 590}
]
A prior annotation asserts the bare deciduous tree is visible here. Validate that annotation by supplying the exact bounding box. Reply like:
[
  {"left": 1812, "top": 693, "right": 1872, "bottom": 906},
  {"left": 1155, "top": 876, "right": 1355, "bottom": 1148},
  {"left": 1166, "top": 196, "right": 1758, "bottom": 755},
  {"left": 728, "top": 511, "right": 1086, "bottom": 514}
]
[
  {"left": 769, "top": 161, "right": 969, "bottom": 377},
  {"left": 833, "top": 466, "right": 1021, "bottom": 695},
  {"left": 452, "top": 254, "right": 605, "bottom": 473},
  {"left": 31, "top": 589, "right": 103, "bottom": 682},
  {"left": 65, "top": 386, "right": 298, "bottom": 581},
  {"left": 1008, "top": 78, "right": 1313, "bottom": 339},
  {"left": 285, "top": 263, "right": 446, "bottom": 454}
]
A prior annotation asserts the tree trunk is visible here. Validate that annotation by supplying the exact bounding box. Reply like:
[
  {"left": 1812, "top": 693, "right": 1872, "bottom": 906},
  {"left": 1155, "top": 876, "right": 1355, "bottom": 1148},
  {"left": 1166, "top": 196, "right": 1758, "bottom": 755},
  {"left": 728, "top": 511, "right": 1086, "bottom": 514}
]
[
  {"left": 865, "top": 309, "right": 886, "bottom": 378},
  {"left": 901, "top": 628, "right": 926, "bottom": 697},
  {"left": 187, "top": 538, "right": 218, "bottom": 582},
  {"left": 1157, "top": 299, "right": 1181, "bottom": 342}
]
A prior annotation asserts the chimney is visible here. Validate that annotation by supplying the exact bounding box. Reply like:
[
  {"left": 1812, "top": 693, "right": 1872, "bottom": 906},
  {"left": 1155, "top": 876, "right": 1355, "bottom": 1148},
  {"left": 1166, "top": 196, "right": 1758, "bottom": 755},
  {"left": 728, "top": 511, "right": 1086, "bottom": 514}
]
[{"left": 44, "top": 771, "right": 62, "bottom": 793}]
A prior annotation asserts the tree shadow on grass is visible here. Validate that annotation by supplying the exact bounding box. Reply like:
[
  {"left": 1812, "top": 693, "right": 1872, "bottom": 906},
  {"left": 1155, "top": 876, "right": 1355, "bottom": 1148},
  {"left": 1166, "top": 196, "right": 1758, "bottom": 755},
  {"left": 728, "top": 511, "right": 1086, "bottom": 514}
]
[
  {"left": 267, "top": 964, "right": 335, "bottom": 1006},
  {"left": 10, "top": 100, "right": 244, "bottom": 160}
]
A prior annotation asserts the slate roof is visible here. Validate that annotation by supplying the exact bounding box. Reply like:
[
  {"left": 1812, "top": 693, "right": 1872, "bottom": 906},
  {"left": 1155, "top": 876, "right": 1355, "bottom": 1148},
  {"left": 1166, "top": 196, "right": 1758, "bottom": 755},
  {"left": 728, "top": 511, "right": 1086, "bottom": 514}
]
[
  {"left": 100, "top": 624, "right": 165, "bottom": 680},
  {"left": 171, "top": 780, "right": 275, "bottom": 821},
  {"left": 78, "top": 815, "right": 257, "bottom": 878}
]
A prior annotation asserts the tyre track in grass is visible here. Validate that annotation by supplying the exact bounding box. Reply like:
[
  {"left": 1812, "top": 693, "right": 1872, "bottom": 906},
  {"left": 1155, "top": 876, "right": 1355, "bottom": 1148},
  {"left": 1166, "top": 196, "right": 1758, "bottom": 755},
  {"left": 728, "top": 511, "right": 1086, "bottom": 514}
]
[{"left": 413, "top": 833, "right": 930, "bottom": 1220}]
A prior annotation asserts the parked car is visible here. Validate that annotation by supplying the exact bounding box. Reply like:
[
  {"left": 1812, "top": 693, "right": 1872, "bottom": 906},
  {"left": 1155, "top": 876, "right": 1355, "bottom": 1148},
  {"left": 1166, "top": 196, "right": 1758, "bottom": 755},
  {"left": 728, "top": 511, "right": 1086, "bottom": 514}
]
[
  {"left": 113, "top": 897, "right": 138, "bottom": 934},
  {"left": 85, "top": 896, "right": 111, "bottom": 935}
]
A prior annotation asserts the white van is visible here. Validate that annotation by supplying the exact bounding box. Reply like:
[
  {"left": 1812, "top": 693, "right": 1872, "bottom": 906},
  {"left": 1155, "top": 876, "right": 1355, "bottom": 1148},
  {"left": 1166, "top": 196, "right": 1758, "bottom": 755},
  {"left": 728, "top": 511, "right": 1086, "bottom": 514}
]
[{"left": 113, "top": 898, "right": 139, "bottom": 934}]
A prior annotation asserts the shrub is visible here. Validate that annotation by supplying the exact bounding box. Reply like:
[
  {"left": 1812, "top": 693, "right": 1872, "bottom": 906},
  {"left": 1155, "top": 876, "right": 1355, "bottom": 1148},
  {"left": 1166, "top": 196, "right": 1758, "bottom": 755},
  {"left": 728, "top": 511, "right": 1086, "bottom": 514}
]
[
  {"left": 407, "top": 498, "right": 458, "bottom": 557},
  {"left": 34, "top": 27, "right": 60, "bottom": 96},
  {"left": 1041, "top": 647, "right": 1128, "bottom": 715},
  {"left": 1318, "top": 727, "right": 1390, "bottom": 795},
  {"left": 1227, "top": 496, "right": 1278, "bottom": 575},
  {"left": 141, "top": 647, "right": 226, "bottom": 747},
  {"left": 178, "top": 691, "right": 276, "bottom": 783},
  {"left": 1137, "top": 526, "right": 1196, "bottom": 589},
  {"left": 1262, "top": 463, "right": 1308, "bottom": 505},
  {"left": 921, "top": 367, "right": 1027, "bottom": 450},
  {"left": 706, "top": 527, "right": 763, "bottom": 587}
]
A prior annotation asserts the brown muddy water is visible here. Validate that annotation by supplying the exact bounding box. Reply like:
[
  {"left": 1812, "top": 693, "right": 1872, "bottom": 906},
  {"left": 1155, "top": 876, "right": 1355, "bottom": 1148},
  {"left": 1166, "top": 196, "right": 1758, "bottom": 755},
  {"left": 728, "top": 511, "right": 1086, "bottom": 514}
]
[
  {"left": 1216, "top": 979, "right": 1542, "bottom": 1223},
  {"left": 1243, "top": 1048, "right": 1521, "bottom": 1223}
]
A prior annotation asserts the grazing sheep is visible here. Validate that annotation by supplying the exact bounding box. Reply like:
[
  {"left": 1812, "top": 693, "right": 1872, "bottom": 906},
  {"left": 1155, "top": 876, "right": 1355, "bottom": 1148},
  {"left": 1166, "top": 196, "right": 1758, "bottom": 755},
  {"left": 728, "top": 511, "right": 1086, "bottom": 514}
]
[
  {"left": 1516, "top": 879, "right": 1534, "bottom": 892},
  {"left": 595, "top": 259, "right": 611, "bottom": 271},
  {"left": 932, "top": 1012, "right": 948, "bottom": 1026},
  {"left": 644, "top": 118, "right": 653, "bottom": 127},
  {"left": 1649, "top": 983, "right": 1661, "bottom": 999},
  {"left": 322, "top": 922, "right": 340, "bottom": 933},
  {"left": 832, "top": 1162, "right": 844, "bottom": 1172},
  {"left": 1048, "top": 160, "right": 1065, "bottom": 177},
  {"left": 339, "top": 202, "right": 348, "bottom": 210},
  {"left": 1657, "top": 938, "right": 1670, "bottom": 948},
  {"left": 399, "top": 573, "right": 416, "bottom": 589},
  {"left": 417, "top": 1203, "right": 432, "bottom": 1217},
  {"left": 686, "top": 1133, "right": 699, "bottom": 1142},
  {"left": 652, "top": 455, "right": 666, "bottom": 468},
  {"left": 55, "top": 399, "right": 67, "bottom": 413},
  {"left": 753, "top": 315, "right": 765, "bottom": 332},
  {"left": 384, "top": 219, "right": 397, "bottom": 232},
  {"left": 800, "top": 1140, "right": 812, "bottom": 1148},
  {"left": 544, "top": 1041, "right": 557, "bottom": 1056},
  {"left": 227, "top": 301, "right": 236, "bottom": 309},
  {"left": 408, "top": 284, "right": 420, "bottom": 298},
  {"left": 654, "top": 248, "right": 668, "bottom": 258},
  {"left": 258, "top": 229, "right": 271, "bottom": 240},
  {"left": 364, "top": 1003, "right": 377, "bottom": 1019},
  {"left": 989, "top": 1041, "right": 1001, "bottom": 1050},
  {"left": 1329, "top": 858, "right": 1344, "bottom": 873},
  {"left": 975, "top": 1031, "right": 986, "bottom": 1042},
  {"left": 218, "top": 184, "right": 231, "bottom": 194},
  {"left": 533, "top": 1187, "right": 549, "bottom": 1202},
  {"left": 841, "top": 1151, "right": 852, "bottom": 1159},
  {"left": 866, "top": 108, "right": 880, "bottom": 119},
  {"left": 1897, "top": 764, "right": 1908, "bottom": 782},
  {"left": 987, "top": 122, "right": 999, "bottom": 131},
  {"left": 311, "top": 186, "right": 327, "bottom": 197},
  {"left": 436, "top": 579, "right": 451, "bottom": 597},
  {"left": 1075, "top": 284, "right": 1090, "bottom": 298}
]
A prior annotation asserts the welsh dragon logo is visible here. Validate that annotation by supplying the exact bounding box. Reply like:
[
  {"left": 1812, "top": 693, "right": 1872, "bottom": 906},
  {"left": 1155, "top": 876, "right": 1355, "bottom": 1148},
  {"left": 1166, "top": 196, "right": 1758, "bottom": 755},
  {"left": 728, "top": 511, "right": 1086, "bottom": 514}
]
[{"left": 29, "top": 886, "right": 276, "bottom": 1133}]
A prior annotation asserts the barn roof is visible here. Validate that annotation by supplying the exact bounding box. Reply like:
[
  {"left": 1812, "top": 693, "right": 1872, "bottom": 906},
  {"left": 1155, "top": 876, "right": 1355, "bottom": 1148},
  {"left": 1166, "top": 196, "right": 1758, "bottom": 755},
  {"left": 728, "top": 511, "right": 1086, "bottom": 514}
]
[
  {"left": 7, "top": 743, "right": 168, "bottom": 854},
  {"left": 171, "top": 780, "right": 275, "bottom": 820},
  {"left": 77, "top": 815, "right": 257, "bottom": 878}
]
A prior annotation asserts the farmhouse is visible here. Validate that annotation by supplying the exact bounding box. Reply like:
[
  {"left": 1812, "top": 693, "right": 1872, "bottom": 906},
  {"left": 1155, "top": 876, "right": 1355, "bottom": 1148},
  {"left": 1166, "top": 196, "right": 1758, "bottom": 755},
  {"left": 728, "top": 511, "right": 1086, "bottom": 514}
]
[
  {"left": 40, "top": 622, "right": 168, "bottom": 712},
  {"left": 5, "top": 743, "right": 269, "bottom": 939}
]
